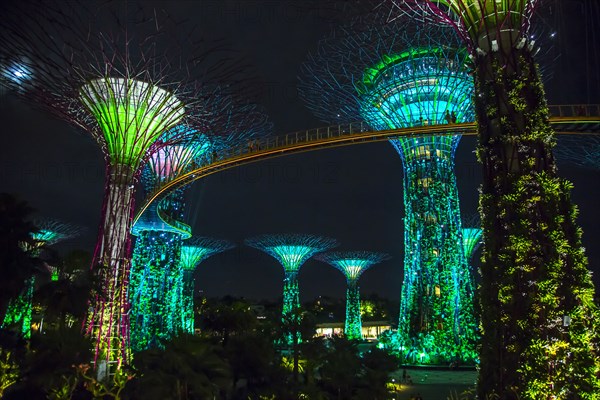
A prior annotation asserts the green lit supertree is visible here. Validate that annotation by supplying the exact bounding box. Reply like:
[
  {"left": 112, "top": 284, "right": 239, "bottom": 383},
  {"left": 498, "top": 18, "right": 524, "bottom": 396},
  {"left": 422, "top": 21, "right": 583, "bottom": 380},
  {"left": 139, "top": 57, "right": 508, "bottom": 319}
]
[
  {"left": 178, "top": 237, "right": 234, "bottom": 334},
  {"left": 316, "top": 251, "right": 390, "bottom": 340},
  {"left": 244, "top": 234, "right": 338, "bottom": 320},
  {"left": 2, "top": 218, "right": 82, "bottom": 338},
  {"left": 300, "top": 17, "right": 478, "bottom": 364},
  {"left": 0, "top": 2, "right": 239, "bottom": 372},
  {"left": 388, "top": 0, "right": 600, "bottom": 397}
]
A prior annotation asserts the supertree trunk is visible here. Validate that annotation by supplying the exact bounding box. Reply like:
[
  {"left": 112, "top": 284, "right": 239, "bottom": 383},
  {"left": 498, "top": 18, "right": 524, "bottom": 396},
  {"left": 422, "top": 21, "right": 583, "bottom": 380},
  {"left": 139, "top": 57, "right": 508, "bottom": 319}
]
[
  {"left": 129, "top": 229, "right": 183, "bottom": 351},
  {"left": 396, "top": 143, "right": 477, "bottom": 364},
  {"left": 345, "top": 280, "right": 362, "bottom": 340},
  {"left": 475, "top": 45, "right": 600, "bottom": 398},
  {"left": 181, "top": 269, "right": 195, "bottom": 334},
  {"left": 87, "top": 163, "right": 135, "bottom": 372},
  {"left": 283, "top": 272, "right": 300, "bottom": 318},
  {"left": 129, "top": 186, "right": 187, "bottom": 351}
]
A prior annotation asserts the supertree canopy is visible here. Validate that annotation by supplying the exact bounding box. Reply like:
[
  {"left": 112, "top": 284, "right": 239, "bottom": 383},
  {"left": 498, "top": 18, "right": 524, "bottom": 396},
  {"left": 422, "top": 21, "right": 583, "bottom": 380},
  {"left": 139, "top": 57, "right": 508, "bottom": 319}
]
[
  {"left": 178, "top": 237, "right": 235, "bottom": 334},
  {"left": 316, "top": 251, "right": 390, "bottom": 340},
  {"left": 2, "top": 218, "right": 82, "bottom": 338},
  {"left": 245, "top": 234, "right": 338, "bottom": 319},
  {"left": 388, "top": 1, "right": 600, "bottom": 397},
  {"left": 0, "top": 2, "right": 242, "bottom": 372},
  {"left": 300, "top": 18, "right": 478, "bottom": 364}
]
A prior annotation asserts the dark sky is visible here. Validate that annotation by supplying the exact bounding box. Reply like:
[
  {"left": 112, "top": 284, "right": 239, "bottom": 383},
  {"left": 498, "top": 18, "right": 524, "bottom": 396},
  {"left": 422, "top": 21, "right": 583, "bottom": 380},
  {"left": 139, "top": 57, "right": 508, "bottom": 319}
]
[{"left": 1, "top": 0, "right": 600, "bottom": 302}]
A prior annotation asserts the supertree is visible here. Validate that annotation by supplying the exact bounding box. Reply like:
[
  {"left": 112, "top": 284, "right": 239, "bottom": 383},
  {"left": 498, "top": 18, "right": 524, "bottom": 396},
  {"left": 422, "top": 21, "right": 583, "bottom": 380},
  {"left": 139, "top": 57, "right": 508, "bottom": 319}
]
[
  {"left": 2, "top": 218, "right": 82, "bottom": 338},
  {"left": 387, "top": 1, "right": 600, "bottom": 396},
  {"left": 129, "top": 96, "right": 270, "bottom": 351},
  {"left": 315, "top": 251, "right": 390, "bottom": 340},
  {"left": 128, "top": 128, "right": 203, "bottom": 352},
  {"left": 300, "top": 17, "right": 478, "bottom": 364},
  {"left": 244, "top": 234, "right": 338, "bottom": 319},
  {"left": 0, "top": 2, "right": 240, "bottom": 372},
  {"left": 177, "top": 237, "right": 235, "bottom": 334}
]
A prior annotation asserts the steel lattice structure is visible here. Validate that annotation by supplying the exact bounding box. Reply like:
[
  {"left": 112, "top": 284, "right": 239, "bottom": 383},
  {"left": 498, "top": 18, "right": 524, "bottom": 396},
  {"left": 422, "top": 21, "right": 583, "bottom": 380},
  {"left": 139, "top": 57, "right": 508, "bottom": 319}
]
[
  {"left": 555, "top": 135, "right": 600, "bottom": 170},
  {"left": 316, "top": 251, "right": 389, "bottom": 340},
  {"left": 245, "top": 234, "right": 338, "bottom": 320},
  {"left": 178, "top": 237, "right": 235, "bottom": 334},
  {"left": 0, "top": 2, "right": 243, "bottom": 372},
  {"left": 2, "top": 218, "right": 82, "bottom": 338},
  {"left": 300, "top": 17, "right": 478, "bottom": 364},
  {"left": 387, "top": 0, "right": 600, "bottom": 397}
]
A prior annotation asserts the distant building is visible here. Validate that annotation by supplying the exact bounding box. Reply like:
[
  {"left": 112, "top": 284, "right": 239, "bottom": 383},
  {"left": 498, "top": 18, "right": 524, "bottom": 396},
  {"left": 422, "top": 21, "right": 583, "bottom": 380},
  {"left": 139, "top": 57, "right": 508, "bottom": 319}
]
[{"left": 316, "top": 320, "right": 391, "bottom": 341}]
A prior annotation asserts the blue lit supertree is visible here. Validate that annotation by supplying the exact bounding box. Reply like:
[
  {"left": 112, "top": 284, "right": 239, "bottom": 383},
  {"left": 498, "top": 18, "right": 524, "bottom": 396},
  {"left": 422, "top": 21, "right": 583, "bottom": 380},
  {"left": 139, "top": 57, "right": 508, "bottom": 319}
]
[
  {"left": 2, "top": 218, "right": 82, "bottom": 338},
  {"left": 129, "top": 95, "right": 271, "bottom": 351},
  {"left": 244, "top": 234, "right": 338, "bottom": 319},
  {"left": 300, "top": 17, "right": 477, "bottom": 363},
  {"left": 178, "top": 237, "right": 234, "bottom": 334},
  {"left": 316, "top": 251, "right": 390, "bottom": 340}
]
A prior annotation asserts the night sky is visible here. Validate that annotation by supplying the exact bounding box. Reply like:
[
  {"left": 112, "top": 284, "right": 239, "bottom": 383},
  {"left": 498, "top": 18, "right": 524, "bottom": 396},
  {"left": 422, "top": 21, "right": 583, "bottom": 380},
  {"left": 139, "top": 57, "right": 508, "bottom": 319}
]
[{"left": 1, "top": 0, "right": 599, "bottom": 302}]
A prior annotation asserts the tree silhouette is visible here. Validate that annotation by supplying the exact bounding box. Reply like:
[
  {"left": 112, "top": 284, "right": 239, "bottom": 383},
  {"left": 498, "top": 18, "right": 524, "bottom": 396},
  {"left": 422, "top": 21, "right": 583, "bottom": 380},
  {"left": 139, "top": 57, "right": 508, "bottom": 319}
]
[{"left": 0, "top": 194, "right": 43, "bottom": 323}]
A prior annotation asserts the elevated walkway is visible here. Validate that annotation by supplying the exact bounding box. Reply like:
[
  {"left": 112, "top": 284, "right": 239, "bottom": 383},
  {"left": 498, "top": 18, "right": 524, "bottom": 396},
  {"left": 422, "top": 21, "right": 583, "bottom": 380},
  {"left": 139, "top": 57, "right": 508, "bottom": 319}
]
[{"left": 133, "top": 104, "right": 600, "bottom": 225}]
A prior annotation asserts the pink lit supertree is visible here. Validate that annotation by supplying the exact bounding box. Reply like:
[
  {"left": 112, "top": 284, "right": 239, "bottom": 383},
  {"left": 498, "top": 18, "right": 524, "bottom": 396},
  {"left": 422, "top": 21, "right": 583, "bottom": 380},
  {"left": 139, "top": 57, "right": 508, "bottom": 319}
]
[
  {"left": 0, "top": 1, "right": 242, "bottom": 374},
  {"left": 386, "top": 1, "right": 600, "bottom": 397}
]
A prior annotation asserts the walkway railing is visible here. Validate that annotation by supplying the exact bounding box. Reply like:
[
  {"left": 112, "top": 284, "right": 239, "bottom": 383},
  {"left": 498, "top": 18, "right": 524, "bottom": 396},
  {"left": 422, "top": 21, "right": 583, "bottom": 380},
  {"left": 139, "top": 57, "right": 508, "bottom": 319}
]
[
  {"left": 133, "top": 104, "right": 600, "bottom": 225},
  {"left": 548, "top": 104, "right": 600, "bottom": 118}
]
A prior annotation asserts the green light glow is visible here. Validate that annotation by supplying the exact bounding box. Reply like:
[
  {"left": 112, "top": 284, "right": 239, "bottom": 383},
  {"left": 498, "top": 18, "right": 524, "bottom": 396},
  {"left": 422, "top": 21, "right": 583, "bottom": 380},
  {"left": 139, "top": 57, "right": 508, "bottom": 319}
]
[
  {"left": 2, "top": 278, "right": 34, "bottom": 338},
  {"left": 462, "top": 227, "right": 482, "bottom": 262},
  {"left": 177, "top": 240, "right": 233, "bottom": 334},
  {"left": 270, "top": 245, "right": 317, "bottom": 273},
  {"left": 2, "top": 222, "right": 80, "bottom": 338},
  {"left": 433, "top": 0, "right": 532, "bottom": 44},
  {"left": 317, "top": 252, "right": 388, "bottom": 341},
  {"left": 80, "top": 78, "right": 185, "bottom": 168},
  {"left": 32, "top": 229, "right": 59, "bottom": 243},
  {"left": 129, "top": 229, "right": 183, "bottom": 352},
  {"left": 360, "top": 47, "right": 448, "bottom": 91},
  {"left": 359, "top": 48, "right": 478, "bottom": 364},
  {"left": 129, "top": 133, "right": 215, "bottom": 351}
]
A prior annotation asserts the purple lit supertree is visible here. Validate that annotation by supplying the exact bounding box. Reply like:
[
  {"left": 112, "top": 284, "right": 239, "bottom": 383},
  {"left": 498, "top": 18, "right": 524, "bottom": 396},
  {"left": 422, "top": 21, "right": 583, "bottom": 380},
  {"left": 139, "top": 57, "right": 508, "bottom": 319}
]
[
  {"left": 387, "top": 0, "right": 600, "bottom": 397},
  {"left": 315, "top": 251, "right": 390, "bottom": 340},
  {"left": 0, "top": 2, "right": 240, "bottom": 372},
  {"left": 178, "top": 237, "right": 235, "bottom": 334},
  {"left": 244, "top": 234, "right": 338, "bottom": 320},
  {"left": 2, "top": 218, "right": 82, "bottom": 338}
]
